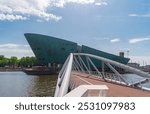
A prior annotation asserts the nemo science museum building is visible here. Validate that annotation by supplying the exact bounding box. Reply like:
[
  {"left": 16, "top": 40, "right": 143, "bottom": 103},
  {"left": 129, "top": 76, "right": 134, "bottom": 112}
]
[{"left": 24, "top": 33, "right": 129, "bottom": 67}]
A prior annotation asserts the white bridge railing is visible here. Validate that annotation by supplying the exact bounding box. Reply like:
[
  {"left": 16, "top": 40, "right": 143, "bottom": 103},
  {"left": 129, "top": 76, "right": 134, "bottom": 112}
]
[
  {"left": 54, "top": 53, "right": 73, "bottom": 97},
  {"left": 54, "top": 53, "right": 150, "bottom": 97}
]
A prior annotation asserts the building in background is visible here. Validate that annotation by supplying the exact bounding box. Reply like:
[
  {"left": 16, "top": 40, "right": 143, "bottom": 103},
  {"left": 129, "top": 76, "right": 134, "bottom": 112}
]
[{"left": 24, "top": 33, "right": 130, "bottom": 68}]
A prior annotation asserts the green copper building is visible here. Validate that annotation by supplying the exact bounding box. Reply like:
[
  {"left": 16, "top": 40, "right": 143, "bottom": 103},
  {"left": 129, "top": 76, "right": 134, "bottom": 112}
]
[{"left": 24, "top": 33, "right": 129, "bottom": 66}]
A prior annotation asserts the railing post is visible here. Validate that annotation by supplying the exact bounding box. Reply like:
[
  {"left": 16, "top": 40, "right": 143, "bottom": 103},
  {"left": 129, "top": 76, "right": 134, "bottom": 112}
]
[{"left": 55, "top": 53, "right": 73, "bottom": 97}]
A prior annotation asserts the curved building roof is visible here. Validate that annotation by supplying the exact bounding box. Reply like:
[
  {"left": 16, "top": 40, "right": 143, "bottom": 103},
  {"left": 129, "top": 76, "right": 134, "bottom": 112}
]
[{"left": 24, "top": 33, "right": 129, "bottom": 65}]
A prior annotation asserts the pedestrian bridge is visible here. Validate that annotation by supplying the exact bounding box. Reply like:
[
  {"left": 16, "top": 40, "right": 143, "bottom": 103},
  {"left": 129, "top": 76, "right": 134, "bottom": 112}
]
[{"left": 54, "top": 53, "right": 150, "bottom": 97}]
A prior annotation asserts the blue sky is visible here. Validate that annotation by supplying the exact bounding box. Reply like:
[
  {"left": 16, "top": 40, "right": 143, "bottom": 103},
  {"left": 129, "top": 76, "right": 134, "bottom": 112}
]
[{"left": 0, "top": 0, "right": 150, "bottom": 65}]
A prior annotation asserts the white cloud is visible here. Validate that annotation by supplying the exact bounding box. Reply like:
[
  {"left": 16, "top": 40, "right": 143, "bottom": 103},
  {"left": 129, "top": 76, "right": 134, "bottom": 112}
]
[
  {"left": 0, "top": 43, "right": 34, "bottom": 58},
  {"left": 0, "top": 43, "right": 20, "bottom": 48},
  {"left": 95, "top": 1, "right": 107, "bottom": 6},
  {"left": 0, "top": 0, "right": 62, "bottom": 21},
  {"left": 0, "top": 0, "right": 107, "bottom": 21},
  {"left": 128, "top": 13, "right": 150, "bottom": 17},
  {"left": 0, "top": 14, "right": 27, "bottom": 21},
  {"left": 53, "top": 0, "right": 107, "bottom": 7},
  {"left": 53, "top": 0, "right": 94, "bottom": 7},
  {"left": 110, "top": 38, "right": 120, "bottom": 43},
  {"left": 129, "top": 37, "right": 150, "bottom": 43},
  {"left": 128, "top": 14, "right": 139, "bottom": 17},
  {"left": 129, "top": 55, "right": 150, "bottom": 65}
]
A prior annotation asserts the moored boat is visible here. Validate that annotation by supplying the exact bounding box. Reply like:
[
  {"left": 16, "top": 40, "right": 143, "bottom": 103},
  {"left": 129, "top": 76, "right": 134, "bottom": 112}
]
[{"left": 23, "top": 66, "right": 58, "bottom": 75}]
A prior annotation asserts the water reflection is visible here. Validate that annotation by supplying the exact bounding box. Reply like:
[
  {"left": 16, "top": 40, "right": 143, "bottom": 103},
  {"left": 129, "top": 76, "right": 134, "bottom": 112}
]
[
  {"left": 28, "top": 75, "right": 57, "bottom": 97},
  {"left": 1, "top": 72, "right": 149, "bottom": 97},
  {"left": 0, "top": 72, "right": 57, "bottom": 97}
]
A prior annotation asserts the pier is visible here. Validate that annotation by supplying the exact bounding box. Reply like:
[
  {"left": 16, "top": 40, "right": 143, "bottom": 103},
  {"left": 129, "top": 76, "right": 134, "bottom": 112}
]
[
  {"left": 54, "top": 53, "right": 150, "bottom": 97},
  {"left": 69, "top": 72, "right": 150, "bottom": 97}
]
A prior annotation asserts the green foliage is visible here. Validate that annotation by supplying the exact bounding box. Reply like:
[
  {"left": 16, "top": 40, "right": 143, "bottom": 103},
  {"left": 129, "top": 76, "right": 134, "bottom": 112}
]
[
  {"left": 0, "top": 57, "right": 9, "bottom": 67},
  {"left": 0, "top": 55, "right": 38, "bottom": 68},
  {"left": 0, "top": 55, "right": 5, "bottom": 60},
  {"left": 19, "top": 56, "right": 38, "bottom": 67},
  {"left": 9, "top": 56, "right": 18, "bottom": 67}
]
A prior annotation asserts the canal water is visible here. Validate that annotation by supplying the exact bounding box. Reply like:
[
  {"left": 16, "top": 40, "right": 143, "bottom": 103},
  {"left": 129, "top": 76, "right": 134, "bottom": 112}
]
[
  {"left": 123, "top": 73, "right": 150, "bottom": 88},
  {"left": 0, "top": 72, "right": 150, "bottom": 97},
  {"left": 0, "top": 72, "right": 57, "bottom": 97}
]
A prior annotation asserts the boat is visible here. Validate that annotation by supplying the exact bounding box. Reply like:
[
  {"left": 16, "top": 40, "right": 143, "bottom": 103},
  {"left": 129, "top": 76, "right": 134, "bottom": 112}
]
[{"left": 23, "top": 66, "right": 58, "bottom": 75}]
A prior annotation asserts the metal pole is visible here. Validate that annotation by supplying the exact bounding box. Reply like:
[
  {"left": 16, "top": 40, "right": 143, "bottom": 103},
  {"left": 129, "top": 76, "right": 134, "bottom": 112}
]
[
  {"left": 102, "top": 62, "right": 105, "bottom": 78},
  {"left": 73, "top": 53, "right": 150, "bottom": 79},
  {"left": 74, "top": 56, "right": 85, "bottom": 73},
  {"left": 78, "top": 56, "right": 91, "bottom": 74},
  {"left": 86, "top": 56, "right": 91, "bottom": 71},
  {"left": 87, "top": 57, "right": 103, "bottom": 78}
]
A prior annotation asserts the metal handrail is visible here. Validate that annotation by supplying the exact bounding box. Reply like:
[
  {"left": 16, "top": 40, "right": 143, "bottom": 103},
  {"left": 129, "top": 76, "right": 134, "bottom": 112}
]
[
  {"left": 73, "top": 53, "right": 150, "bottom": 79},
  {"left": 55, "top": 53, "right": 150, "bottom": 97},
  {"left": 54, "top": 53, "right": 73, "bottom": 97}
]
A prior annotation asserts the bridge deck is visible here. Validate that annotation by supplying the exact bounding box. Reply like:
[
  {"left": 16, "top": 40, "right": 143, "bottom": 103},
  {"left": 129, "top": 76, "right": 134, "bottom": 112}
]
[{"left": 71, "top": 72, "right": 150, "bottom": 97}]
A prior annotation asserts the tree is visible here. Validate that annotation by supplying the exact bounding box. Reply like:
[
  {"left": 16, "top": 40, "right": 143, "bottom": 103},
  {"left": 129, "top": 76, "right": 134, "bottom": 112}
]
[
  {"left": 30, "top": 56, "right": 38, "bottom": 66},
  {"left": 0, "top": 56, "right": 38, "bottom": 68},
  {"left": 19, "top": 56, "right": 38, "bottom": 67},
  {"left": 0, "top": 56, "right": 9, "bottom": 67},
  {"left": 19, "top": 57, "right": 27, "bottom": 67},
  {"left": 0, "top": 55, "right": 5, "bottom": 60},
  {"left": 9, "top": 56, "right": 18, "bottom": 68}
]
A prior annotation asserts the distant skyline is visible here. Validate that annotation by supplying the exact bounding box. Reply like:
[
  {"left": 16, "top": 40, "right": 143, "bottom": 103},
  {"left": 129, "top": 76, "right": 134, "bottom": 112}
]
[{"left": 0, "top": 0, "right": 150, "bottom": 65}]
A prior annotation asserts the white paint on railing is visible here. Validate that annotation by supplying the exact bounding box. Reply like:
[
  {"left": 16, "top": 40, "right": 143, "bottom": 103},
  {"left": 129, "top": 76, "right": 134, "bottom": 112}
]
[{"left": 55, "top": 53, "right": 73, "bottom": 97}]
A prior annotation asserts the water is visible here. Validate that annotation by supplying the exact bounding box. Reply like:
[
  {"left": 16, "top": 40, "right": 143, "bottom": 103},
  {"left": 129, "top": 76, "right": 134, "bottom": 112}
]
[
  {"left": 122, "top": 73, "right": 150, "bottom": 88},
  {"left": 0, "top": 71, "right": 57, "bottom": 97},
  {"left": 0, "top": 72, "right": 150, "bottom": 97}
]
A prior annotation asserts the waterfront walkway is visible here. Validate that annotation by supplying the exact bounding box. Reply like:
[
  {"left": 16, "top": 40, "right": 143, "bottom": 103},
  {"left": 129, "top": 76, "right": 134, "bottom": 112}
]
[{"left": 71, "top": 72, "right": 150, "bottom": 97}]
